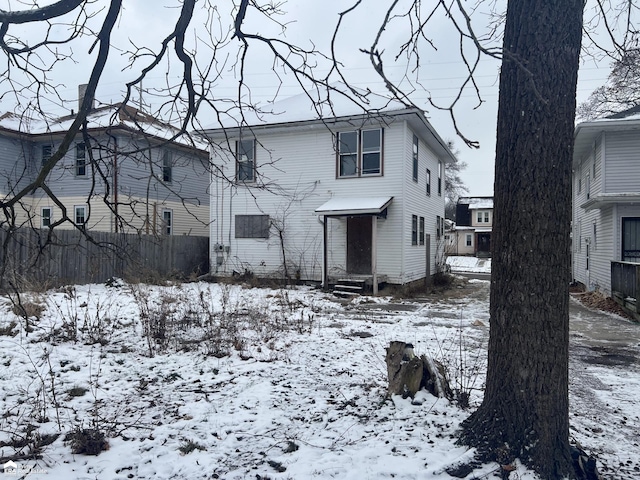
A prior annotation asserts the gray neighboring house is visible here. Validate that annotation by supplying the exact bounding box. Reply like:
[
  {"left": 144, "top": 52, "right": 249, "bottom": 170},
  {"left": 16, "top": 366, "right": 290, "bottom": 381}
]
[
  {"left": 0, "top": 103, "right": 210, "bottom": 236},
  {"left": 572, "top": 107, "right": 640, "bottom": 306}
]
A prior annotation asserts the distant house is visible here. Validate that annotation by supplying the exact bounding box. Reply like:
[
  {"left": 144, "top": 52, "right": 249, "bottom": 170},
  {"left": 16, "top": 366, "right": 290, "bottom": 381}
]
[
  {"left": 572, "top": 107, "right": 640, "bottom": 302},
  {"left": 200, "top": 88, "right": 456, "bottom": 290},
  {"left": 0, "top": 97, "right": 209, "bottom": 236},
  {"left": 447, "top": 196, "right": 493, "bottom": 257}
]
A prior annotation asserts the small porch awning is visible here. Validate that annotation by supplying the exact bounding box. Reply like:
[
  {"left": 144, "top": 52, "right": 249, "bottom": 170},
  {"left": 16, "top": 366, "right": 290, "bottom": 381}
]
[
  {"left": 315, "top": 196, "right": 393, "bottom": 217},
  {"left": 581, "top": 193, "right": 640, "bottom": 211}
]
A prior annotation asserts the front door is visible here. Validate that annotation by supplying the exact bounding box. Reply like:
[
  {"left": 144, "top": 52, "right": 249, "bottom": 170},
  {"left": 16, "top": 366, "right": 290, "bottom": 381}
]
[
  {"left": 477, "top": 233, "right": 491, "bottom": 255},
  {"left": 347, "top": 216, "right": 372, "bottom": 274}
]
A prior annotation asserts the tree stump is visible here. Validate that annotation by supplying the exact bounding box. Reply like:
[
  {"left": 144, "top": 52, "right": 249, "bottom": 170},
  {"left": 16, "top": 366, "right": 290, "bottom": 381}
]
[{"left": 385, "top": 341, "right": 452, "bottom": 399}]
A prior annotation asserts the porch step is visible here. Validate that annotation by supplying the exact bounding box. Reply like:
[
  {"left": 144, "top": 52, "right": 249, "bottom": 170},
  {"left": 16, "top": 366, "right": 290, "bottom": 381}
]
[{"left": 333, "top": 279, "right": 366, "bottom": 297}]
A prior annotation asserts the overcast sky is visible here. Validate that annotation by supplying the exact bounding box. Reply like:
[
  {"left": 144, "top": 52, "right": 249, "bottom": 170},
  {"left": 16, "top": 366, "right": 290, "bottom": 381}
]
[{"left": 0, "top": 0, "right": 615, "bottom": 197}]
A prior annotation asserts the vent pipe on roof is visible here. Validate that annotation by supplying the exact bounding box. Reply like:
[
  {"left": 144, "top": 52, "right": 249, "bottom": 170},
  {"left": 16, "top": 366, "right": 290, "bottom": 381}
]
[{"left": 78, "top": 84, "right": 95, "bottom": 112}]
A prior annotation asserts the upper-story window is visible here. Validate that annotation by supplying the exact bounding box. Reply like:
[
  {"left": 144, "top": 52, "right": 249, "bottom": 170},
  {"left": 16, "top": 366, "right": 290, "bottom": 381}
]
[
  {"left": 236, "top": 139, "right": 255, "bottom": 182},
  {"left": 585, "top": 172, "right": 591, "bottom": 200},
  {"left": 477, "top": 210, "right": 491, "bottom": 223},
  {"left": 338, "top": 128, "right": 382, "bottom": 178},
  {"left": 42, "top": 144, "right": 52, "bottom": 167},
  {"left": 437, "top": 161, "right": 442, "bottom": 196},
  {"left": 162, "top": 150, "right": 172, "bottom": 183},
  {"left": 426, "top": 168, "right": 431, "bottom": 196},
  {"left": 412, "top": 135, "right": 419, "bottom": 182},
  {"left": 76, "top": 142, "right": 86, "bottom": 177}
]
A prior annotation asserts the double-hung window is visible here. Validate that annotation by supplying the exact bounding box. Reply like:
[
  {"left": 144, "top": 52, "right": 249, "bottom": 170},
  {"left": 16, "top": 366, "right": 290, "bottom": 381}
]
[
  {"left": 42, "top": 145, "right": 52, "bottom": 167},
  {"left": 426, "top": 169, "right": 431, "bottom": 196},
  {"left": 419, "top": 216, "right": 425, "bottom": 245},
  {"left": 41, "top": 207, "right": 52, "bottom": 228},
  {"left": 162, "top": 150, "right": 172, "bottom": 183},
  {"left": 76, "top": 143, "right": 86, "bottom": 177},
  {"left": 338, "top": 129, "right": 382, "bottom": 177},
  {"left": 162, "top": 209, "right": 173, "bottom": 235},
  {"left": 236, "top": 139, "right": 255, "bottom": 182},
  {"left": 411, "top": 215, "right": 418, "bottom": 245},
  {"left": 74, "top": 205, "right": 87, "bottom": 227},
  {"left": 437, "top": 161, "right": 442, "bottom": 196},
  {"left": 412, "top": 135, "right": 419, "bottom": 182}
]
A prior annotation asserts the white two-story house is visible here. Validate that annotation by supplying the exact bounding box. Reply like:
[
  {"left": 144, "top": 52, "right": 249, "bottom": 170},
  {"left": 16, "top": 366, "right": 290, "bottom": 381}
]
[
  {"left": 573, "top": 107, "right": 640, "bottom": 297},
  {"left": 201, "top": 89, "right": 455, "bottom": 291},
  {"left": 447, "top": 196, "right": 494, "bottom": 257}
]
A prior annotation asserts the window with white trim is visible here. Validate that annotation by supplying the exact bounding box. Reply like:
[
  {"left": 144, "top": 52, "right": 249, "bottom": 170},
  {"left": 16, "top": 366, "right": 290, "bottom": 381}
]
[
  {"left": 76, "top": 143, "right": 86, "bottom": 176},
  {"left": 419, "top": 216, "right": 425, "bottom": 245},
  {"left": 437, "top": 161, "right": 442, "bottom": 196},
  {"left": 42, "top": 144, "right": 52, "bottom": 166},
  {"left": 74, "top": 205, "right": 87, "bottom": 227},
  {"left": 466, "top": 234, "right": 472, "bottom": 247},
  {"left": 426, "top": 168, "right": 431, "bottom": 196},
  {"left": 162, "top": 209, "right": 173, "bottom": 235},
  {"left": 41, "top": 207, "right": 52, "bottom": 228},
  {"left": 162, "top": 150, "right": 172, "bottom": 183}
]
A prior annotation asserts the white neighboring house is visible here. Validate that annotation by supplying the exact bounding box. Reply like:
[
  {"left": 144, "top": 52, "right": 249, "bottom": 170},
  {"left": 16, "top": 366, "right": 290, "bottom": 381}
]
[
  {"left": 201, "top": 89, "right": 456, "bottom": 289},
  {"left": 572, "top": 107, "right": 640, "bottom": 298},
  {"left": 446, "top": 197, "right": 493, "bottom": 257}
]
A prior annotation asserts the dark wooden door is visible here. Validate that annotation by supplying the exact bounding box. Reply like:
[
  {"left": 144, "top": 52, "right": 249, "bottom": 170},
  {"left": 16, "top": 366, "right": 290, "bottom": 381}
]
[
  {"left": 347, "top": 217, "right": 372, "bottom": 274},
  {"left": 477, "top": 233, "right": 491, "bottom": 253}
]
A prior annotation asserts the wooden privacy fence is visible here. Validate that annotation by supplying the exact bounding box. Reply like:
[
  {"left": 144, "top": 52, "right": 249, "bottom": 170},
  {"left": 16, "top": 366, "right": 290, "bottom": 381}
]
[{"left": 0, "top": 228, "right": 209, "bottom": 288}]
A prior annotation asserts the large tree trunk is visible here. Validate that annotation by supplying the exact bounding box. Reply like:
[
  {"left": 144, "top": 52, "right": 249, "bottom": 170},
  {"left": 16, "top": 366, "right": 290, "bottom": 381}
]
[{"left": 459, "top": 1, "right": 583, "bottom": 478}]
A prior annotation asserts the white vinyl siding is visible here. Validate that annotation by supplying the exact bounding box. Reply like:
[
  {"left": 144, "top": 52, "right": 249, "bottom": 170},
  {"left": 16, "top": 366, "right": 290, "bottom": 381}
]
[{"left": 208, "top": 118, "right": 446, "bottom": 284}]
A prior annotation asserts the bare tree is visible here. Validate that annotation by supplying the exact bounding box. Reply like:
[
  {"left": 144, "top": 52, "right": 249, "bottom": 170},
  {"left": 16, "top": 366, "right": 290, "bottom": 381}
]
[
  {"left": 330, "top": 0, "right": 637, "bottom": 478},
  {"left": 444, "top": 141, "right": 468, "bottom": 221},
  {"left": 578, "top": 48, "right": 640, "bottom": 120}
]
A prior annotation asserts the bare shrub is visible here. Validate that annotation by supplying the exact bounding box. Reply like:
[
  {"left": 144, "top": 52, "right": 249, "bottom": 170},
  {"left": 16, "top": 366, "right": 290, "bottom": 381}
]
[{"left": 64, "top": 427, "right": 109, "bottom": 455}]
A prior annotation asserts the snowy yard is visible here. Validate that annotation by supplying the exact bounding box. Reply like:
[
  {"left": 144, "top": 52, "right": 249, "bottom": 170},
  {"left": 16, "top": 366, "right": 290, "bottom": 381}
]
[
  {"left": 0, "top": 278, "right": 638, "bottom": 479},
  {"left": 445, "top": 256, "right": 491, "bottom": 274}
]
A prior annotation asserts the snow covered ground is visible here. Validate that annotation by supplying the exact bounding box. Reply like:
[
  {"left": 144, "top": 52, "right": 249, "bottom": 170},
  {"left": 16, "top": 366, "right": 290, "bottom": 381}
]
[
  {"left": 0, "top": 279, "right": 637, "bottom": 479},
  {"left": 445, "top": 256, "right": 491, "bottom": 274}
]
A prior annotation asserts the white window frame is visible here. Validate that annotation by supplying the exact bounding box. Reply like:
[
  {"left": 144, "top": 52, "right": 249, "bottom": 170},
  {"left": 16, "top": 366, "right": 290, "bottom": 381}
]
[
  {"left": 426, "top": 168, "right": 431, "bottom": 196},
  {"left": 42, "top": 144, "right": 53, "bottom": 167},
  {"left": 74, "top": 205, "right": 87, "bottom": 227},
  {"left": 162, "top": 209, "right": 173, "bottom": 235},
  {"left": 412, "top": 134, "right": 419, "bottom": 182},
  {"left": 466, "top": 234, "right": 472, "bottom": 247},
  {"left": 76, "top": 142, "right": 86, "bottom": 177},
  {"left": 41, "top": 207, "right": 52, "bottom": 228},
  {"left": 419, "top": 216, "right": 425, "bottom": 245}
]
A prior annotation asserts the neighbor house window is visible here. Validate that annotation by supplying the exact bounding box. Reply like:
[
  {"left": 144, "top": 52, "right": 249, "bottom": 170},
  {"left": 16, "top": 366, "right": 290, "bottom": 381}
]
[
  {"left": 411, "top": 215, "right": 418, "bottom": 245},
  {"left": 42, "top": 145, "right": 52, "bottom": 166},
  {"left": 75, "top": 142, "right": 86, "bottom": 176},
  {"left": 466, "top": 234, "right": 472, "bottom": 247},
  {"left": 162, "top": 150, "right": 172, "bottom": 183},
  {"left": 235, "top": 214, "right": 269, "bottom": 239},
  {"left": 437, "top": 161, "right": 442, "bottom": 196},
  {"left": 41, "top": 207, "right": 52, "bottom": 228},
  {"left": 578, "top": 177, "right": 582, "bottom": 193},
  {"left": 585, "top": 172, "right": 591, "bottom": 200},
  {"left": 74, "top": 205, "right": 86, "bottom": 227},
  {"left": 593, "top": 222, "right": 597, "bottom": 250},
  {"left": 338, "top": 128, "right": 382, "bottom": 178},
  {"left": 236, "top": 139, "right": 255, "bottom": 182},
  {"left": 419, "top": 216, "right": 425, "bottom": 245},
  {"left": 426, "top": 169, "right": 431, "bottom": 196},
  {"left": 484, "top": 211, "right": 490, "bottom": 223},
  {"left": 162, "top": 209, "right": 173, "bottom": 235},
  {"left": 477, "top": 211, "right": 483, "bottom": 223},
  {"left": 412, "top": 135, "right": 419, "bottom": 182}
]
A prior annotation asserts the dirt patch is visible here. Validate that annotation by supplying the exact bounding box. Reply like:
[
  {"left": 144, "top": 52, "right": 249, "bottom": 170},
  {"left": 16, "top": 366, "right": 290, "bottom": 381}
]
[{"left": 571, "top": 291, "right": 634, "bottom": 320}]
